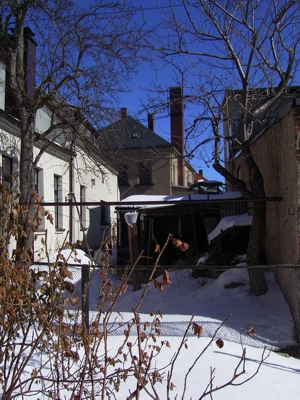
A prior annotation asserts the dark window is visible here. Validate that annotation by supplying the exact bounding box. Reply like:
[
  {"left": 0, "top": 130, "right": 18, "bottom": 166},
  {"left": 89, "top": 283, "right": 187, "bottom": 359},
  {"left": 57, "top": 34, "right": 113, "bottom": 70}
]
[
  {"left": 2, "top": 156, "right": 13, "bottom": 190},
  {"left": 118, "top": 164, "right": 128, "bottom": 186},
  {"left": 80, "top": 185, "right": 87, "bottom": 230},
  {"left": 139, "top": 162, "right": 152, "bottom": 185},
  {"left": 34, "top": 168, "right": 40, "bottom": 194},
  {"left": 54, "top": 175, "right": 63, "bottom": 229}
]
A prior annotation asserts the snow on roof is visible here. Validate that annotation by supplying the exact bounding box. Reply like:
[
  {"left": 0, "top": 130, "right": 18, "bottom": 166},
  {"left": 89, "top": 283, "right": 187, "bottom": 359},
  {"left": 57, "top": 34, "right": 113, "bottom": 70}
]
[
  {"left": 208, "top": 213, "right": 253, "bottom": 244},
  {"left": 120, "top": 191, "right": 243, "bottom": 209}
]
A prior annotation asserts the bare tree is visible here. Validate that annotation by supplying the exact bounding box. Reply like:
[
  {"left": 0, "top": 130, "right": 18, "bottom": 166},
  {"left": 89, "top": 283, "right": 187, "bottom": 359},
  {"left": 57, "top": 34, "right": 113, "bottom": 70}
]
[
  {"left": 0, "top": 0, "right": 143, "bottom": 258},
  {"left": 143, "top": 0, "right": 300, "bottom": 295}
]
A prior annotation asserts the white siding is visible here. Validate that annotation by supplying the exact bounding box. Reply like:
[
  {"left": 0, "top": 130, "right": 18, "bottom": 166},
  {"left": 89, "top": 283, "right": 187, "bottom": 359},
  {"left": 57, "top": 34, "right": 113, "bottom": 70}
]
[{"left": 0, "top": 105, "right": 119, "bottom": 260}]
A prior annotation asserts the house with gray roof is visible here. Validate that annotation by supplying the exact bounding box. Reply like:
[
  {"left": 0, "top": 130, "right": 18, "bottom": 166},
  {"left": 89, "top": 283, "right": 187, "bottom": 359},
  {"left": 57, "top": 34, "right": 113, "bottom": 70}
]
[{"left": 99, "top": 87, "right": 195, "bottom": 200}]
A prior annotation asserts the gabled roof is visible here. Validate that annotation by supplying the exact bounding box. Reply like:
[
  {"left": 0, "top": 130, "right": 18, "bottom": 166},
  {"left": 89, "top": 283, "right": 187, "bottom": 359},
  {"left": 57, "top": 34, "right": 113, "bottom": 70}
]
[{"left": 99, "top": 115, "right": 174, "bottom": 151}]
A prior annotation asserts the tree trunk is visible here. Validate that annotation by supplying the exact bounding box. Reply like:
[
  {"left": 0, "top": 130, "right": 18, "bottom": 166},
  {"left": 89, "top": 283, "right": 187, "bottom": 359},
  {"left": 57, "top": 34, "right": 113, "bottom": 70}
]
[
  {"left": 15, "top": 112, "right": 35, "bottom": 262},
  {"left": 247, "top": 201, "right": 268, "bottom": 295},
  {"left": 213, "top": 143, "right": 268, "bottom": 296},
  {"left": 242, "top": 145, "right": 268, "bottom": 295}
]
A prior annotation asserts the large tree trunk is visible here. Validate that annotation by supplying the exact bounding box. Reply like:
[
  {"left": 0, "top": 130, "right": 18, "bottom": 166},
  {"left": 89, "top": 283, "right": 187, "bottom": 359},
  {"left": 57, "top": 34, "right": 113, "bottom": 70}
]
[
  {"left": 15, "top": 112, "right": 35, "bottom": 262},
  {"left": 213, "top": 143, "right": 268, "bottom": 296},
  {"left": 247, "top": 201, "right": 268, "bottom": 295},
  {"left": 242, "top": 145, "right": 268, "bottom": 295}
]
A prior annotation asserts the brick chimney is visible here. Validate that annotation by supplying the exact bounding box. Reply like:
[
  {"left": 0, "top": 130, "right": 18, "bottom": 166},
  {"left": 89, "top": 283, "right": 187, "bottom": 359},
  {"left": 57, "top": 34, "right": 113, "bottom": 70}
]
[
  {"left": 148, "top": 113, "right": 154, "bottom": 131},
  {"left": 24, "top": 27, "right": 36, "bottom": 100},
  {"left": 4, "top": 27, "right": 37, "bottom": 114},
  {"left": 121, "top": 107, "right": 128, "bottom": 118},
  {"left": 170, "top": 86, "right": 184, "bottom": 186}
]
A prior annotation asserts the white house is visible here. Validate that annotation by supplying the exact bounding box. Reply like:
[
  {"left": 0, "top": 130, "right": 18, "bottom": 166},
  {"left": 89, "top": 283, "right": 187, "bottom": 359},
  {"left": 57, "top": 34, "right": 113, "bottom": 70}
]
[{"left": 0, "top": 58, "right": 119, "bottom": 260}]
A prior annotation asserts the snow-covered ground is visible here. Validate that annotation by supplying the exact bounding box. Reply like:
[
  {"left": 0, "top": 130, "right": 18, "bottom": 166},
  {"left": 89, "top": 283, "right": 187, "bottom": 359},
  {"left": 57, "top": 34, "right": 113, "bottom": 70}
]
[
  {"left": 8, "top": 247, "right": 300, "bottom": 399},
  {"left": 81, "top": 335, "right": 300, "bottom": 400}
]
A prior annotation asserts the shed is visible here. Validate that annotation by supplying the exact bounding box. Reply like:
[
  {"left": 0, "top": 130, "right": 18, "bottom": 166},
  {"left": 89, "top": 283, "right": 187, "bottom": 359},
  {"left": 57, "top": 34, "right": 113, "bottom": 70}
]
[{"left": 116, "top": 192, "right": 247, "bottom": 266}]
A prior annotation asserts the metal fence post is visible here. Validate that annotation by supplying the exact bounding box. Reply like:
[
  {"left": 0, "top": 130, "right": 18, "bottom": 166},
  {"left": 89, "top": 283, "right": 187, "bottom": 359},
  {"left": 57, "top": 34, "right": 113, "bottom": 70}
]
[{"left": 81, "top": 264, "right": 90, "bottom": 330}]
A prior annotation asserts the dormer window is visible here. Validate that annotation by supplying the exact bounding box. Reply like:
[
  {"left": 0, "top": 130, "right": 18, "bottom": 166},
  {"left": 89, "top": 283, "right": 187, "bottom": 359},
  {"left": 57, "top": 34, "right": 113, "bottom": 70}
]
[{"left": 132, "top": 133, "right": 140, "bottom": 138}]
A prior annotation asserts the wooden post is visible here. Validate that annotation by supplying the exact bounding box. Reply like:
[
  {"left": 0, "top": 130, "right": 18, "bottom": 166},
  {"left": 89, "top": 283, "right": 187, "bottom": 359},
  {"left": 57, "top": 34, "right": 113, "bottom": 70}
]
[
  {"left": 127, "top": 224, "right": 135, "bottom": 266},
  {"left": 132, "top": 222, "right": 139, "bottom": 263}
]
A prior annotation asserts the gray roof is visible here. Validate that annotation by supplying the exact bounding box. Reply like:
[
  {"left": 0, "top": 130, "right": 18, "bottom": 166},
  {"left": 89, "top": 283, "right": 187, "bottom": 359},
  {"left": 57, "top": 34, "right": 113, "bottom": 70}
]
[{"left": 99, "top": 115, "right": 174, "bottom": 151}]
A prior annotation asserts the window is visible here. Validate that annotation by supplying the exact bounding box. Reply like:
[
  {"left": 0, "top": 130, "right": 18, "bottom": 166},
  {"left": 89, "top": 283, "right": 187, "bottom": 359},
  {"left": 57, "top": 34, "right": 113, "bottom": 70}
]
[
  {"left": 34, "top": 168, "right": 45, "bottom": 230},
  {"left": 54, "top": 175, "right": 63, "bottom": 230},
  {"left": 80, "top": 185, "right": 87, "bottom": 230},
  {"left": 34, "top": 168, "right": 40, "bottom": 194},
  {"left": 118, "top": 164, "right": 128, "bottom": 186},
  {"left": 2, "top": 155, "right": 13, "bottom": 190},
  {"left": 171, "top": 164, "right": 176, "bottom": 185},
  {"left": 139, "top": 162, "right": 152, "bottom": 185}
]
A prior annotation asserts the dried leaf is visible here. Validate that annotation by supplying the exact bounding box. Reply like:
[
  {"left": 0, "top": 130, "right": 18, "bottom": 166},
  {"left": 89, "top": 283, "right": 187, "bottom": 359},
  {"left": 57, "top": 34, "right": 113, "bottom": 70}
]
[
  {"left": 216, "top": 338, "right": 224, "bottom": 348},
  {"left": 144, "top": 321, "right": 150, "bottom": 330},
  {"left": 154, "top": 280, "right": 163, "bottom": 291},
  {"left": 172, "top": 238, "right": 182, "bottom": 247},
  {"left": 193, "top": 323, "right": 203, "bottom": 338},
  {"left": 46, "top": 213, "right": 54, "bottom": 224},
  {"left": 161, "top": 269, "right": 172, "bottom": 285},
  {"left": 180, "top": 242, "right": 189, "bottom": 252},
  {"left": 64, "top": 281, "right": 75, "bottom": 293},
  {"left": 65, "top": 350, "right": 79, "bottom": 362},
  {"left": 31, "top": 368, "right": 38, "bottom": 378},
  {"left": 140, "top": 332, "right": 147, "bottom": 342},
  {"left": 247, "top": 327, "right": 256, "bottom": 336},
  {"left": 154, "top": 244, "right": 160, "bottom": 253},
  {"left": 170, "top": 382, "right": 176, "bottom": 391}
]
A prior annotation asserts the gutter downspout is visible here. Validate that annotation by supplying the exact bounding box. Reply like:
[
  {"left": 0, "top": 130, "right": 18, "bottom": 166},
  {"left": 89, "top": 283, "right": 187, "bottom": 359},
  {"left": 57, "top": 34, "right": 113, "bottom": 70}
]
[{"left": 69, "top": 142, "right": 74, "bottom": 243}]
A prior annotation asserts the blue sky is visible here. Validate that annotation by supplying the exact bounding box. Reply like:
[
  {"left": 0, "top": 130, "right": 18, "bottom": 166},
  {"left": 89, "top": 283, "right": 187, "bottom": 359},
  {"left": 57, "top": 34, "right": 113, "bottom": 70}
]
[
  {"left": 88, "top": 0, "right": 300, "bottom": 183},
  {"left": 115, "top": 1, "right": 221, "bottom": 181}
]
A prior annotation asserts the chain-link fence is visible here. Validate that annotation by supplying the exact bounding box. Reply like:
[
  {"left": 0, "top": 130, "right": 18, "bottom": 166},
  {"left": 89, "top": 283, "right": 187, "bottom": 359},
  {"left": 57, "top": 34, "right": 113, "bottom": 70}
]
[{"left": 65, "top": 263, "right": 298, "bottom": 352}]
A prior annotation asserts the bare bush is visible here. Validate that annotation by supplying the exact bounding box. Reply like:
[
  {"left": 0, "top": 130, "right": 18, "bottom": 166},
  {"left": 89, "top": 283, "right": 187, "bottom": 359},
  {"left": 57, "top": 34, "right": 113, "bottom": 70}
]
[{"left": 0, "top": 186, "right": 268, "bottom": 399}]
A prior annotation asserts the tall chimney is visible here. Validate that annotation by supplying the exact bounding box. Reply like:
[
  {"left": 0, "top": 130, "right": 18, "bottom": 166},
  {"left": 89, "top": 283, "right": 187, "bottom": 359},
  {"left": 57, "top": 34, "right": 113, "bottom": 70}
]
[
  {"left": 148, "top": 113, "right": 154, "bottom": 131},
  {"left": 170, "top": 86, "right": 184, "bottom": 155},
  {"left": 170, "top": 86, "right": 184, "bottom": 186},
  {"left": 4, "top": 27, "right": 37, "bottom": 115},
  {"left": 121, "top": 107, "right": 128, "bottom": 118},
  {"left": 24, "top": 27, "right": 37, "bottom": 100}
]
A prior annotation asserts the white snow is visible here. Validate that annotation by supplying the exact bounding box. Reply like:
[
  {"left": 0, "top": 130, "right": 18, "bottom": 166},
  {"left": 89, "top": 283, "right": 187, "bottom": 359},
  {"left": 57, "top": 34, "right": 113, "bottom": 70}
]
[
  {"left": 120, "top": 191, "right": 244, "bottom": 208},
  {"left": 39, "top": 248, "right": 93, "bottom": 265},
  {"left": 5, "top": 248, "right": 300, "bottom": 399},
  {"left": 208, "top": 213, "right": 253, "bottom": 243}
]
